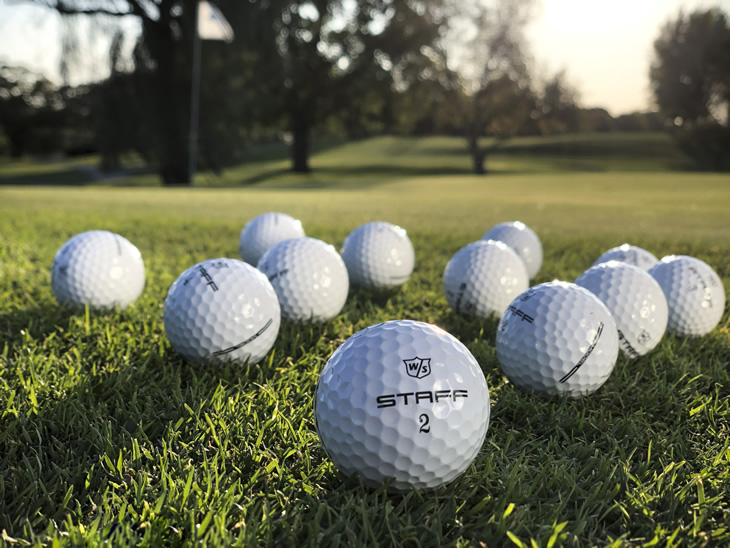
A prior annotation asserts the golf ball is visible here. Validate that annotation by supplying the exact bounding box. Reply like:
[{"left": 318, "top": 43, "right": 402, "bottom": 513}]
[
  {"left": 340, "top": 221, "right": 415, "bottom": 289},
  {"left": 443, "top": 240, "right": 528, "bottom": 318},
  {"left": 257, "top": 237, "right": 349, "bottom": 322},
  {"left": 51, "top": 230, "right": 145, "bottom": 310},
  {"left": 482, "top": 221, "right": 543, "bottom": 279},
  {"left": 496, "top": 282, "right": 619, "bottom": 398},
  {"left": 239, "top": 212, "right": 305, "bottom": 265},
  {"left": 648, "top": 255, "right": 725, "bottom": 337},
  {"left": 593, "top": 244, "right": 658, "bottom": 271},
  {"left": 575, "top": 261, "right": 668, "bottom": 358},
  {"left": 163, "top": 258, "right": 280, "bottom": 364},
  {"left": 314, "top": 320, "right": 490, "bottom": 492}
]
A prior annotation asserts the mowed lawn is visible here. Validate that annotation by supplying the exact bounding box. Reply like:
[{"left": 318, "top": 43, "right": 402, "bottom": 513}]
[{"left": 1, "top": 141, "right": 729, "bottom": 545}]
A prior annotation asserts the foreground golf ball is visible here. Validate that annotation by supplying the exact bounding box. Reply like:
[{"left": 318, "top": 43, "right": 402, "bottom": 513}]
[
  {"left": 314, "top": 320, "right": 490, "bottom": 492},
  {"left": 482, "top": 221, "right": 542, "bottom": 279},
  {"left": 648, "top": 255, "right": 725, "bottom": 337},
  {"left": 257, "top": 237, "right": 349, "bottom": 322},
  {"left": 340, "top": 221, "right": 415, "bottom": 289},
  {"left": 443, "top": 240, "right": 528, "bottom": 318},
  {"left": 496, "top": 282, "right": 619, "bottom": 398},
  {"left": 593, "top": 244, "right": 658, "bottom": 271},
  {"left": 164, "top": 258, "right": 280, "bottom": 364},
  {"left": 576, "top": 262, "right": 668, "bottom": 358},
  {"left": 239, "top": 212, "right": 305, "bottom": 265},
  {"left": 51, "top": 230, "right": 145, "bottom": 309}
]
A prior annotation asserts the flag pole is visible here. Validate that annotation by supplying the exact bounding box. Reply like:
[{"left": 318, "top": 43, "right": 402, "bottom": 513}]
[{"left": 188, "top": 2, "right": 202, "bottom": 186}]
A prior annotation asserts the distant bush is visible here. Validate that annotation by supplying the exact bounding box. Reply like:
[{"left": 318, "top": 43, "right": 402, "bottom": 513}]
[
  {"left": 614, "top": 112, "right": 665, "bottom": 132},
  {"left": 675, "top": 123, "right": 730, "bottom": 171}
]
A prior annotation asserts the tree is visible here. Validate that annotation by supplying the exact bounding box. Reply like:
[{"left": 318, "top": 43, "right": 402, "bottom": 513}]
[
  {"left": 435, "top": 0, "right": 535, "bottom": 174},
  {"left": 0, "top": 64, "right": 66, "bottom": 157},
  {"left": 259, "top": 0, "right": 447, "bottom": 172},
  {"left": 535, "top": 70, "right": 579, "bottom": 135},
  {"left": 650, "top": 8, "right": 730, "bottom": 170},
  {"left": 20, "top": 1, "right": 199, "bottom": 183},
  {"left": 24, "top": 0, "right": 447, "bottom": 178}
]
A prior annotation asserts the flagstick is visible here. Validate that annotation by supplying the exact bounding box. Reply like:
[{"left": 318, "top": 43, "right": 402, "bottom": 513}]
[{"left": 188, "top": 3, "right": 202, "bottom": 186}]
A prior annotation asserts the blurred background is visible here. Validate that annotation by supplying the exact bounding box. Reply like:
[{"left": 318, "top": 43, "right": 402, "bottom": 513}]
[{"left": 0, "top": 0, "right": 728, "bottom": 186}]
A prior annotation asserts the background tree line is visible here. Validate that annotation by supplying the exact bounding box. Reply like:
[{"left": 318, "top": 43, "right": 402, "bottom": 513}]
[{"left": 1, "top": 1, "right": 728, "bottom": 184}]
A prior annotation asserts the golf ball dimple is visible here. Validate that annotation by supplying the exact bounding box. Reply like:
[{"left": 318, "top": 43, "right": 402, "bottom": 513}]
[
  {"left": 443, "top": 240, "right": 529, "bottom": 318},
  {"left": 593, "top": 244, "right": 658, "bottom": 271},
  {"left": 340, "top": 221, "right": 415, "bottom": 289},
  {"left": 163, "top": 258, "right": 280, "bottom": 364},
  {"left": 314, "top": 320, "right": 490, "bottom": 492},
  {"left": 575, "top": 261, "right": 668, "bottom": 358},
  {"left": 257, "top": 237, "right": 349, "bottom": 322},
  {"left": 239, "top": 212, "right": 305, "bottom": 265},
  {"left": 482, "top": 221, "right": 543, "bottom": 279},
  {"left": 496, "top": 282, "right": 619, "bottom": 398},
  {"left": 51, "top": 230, "right": 145, "bottom": 310},
  {"left": 648, "top": 255, "right": 725, "bottom": 337}
]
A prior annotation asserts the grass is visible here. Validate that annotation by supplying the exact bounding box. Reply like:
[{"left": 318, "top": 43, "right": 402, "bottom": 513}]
[{"left": 0, "top": 136, "right": 729, "bottom": 545}]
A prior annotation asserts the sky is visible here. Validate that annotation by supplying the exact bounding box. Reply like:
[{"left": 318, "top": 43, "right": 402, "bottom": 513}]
[
  {"left": 525, "top": 0, "right": 730, "bottom": 115},
  {"left": 1, "top": 0, "right": 729, "bottom": 115}
]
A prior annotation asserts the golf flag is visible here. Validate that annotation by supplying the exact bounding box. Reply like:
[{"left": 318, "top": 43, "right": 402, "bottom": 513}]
[{"left": 198, "top": 1, "right": 234, "bottom": 42}]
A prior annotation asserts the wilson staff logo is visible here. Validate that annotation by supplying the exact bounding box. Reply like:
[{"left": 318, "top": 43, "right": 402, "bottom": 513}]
[{"left": 404, "top": 357, "right": 431, "bottom": 379}]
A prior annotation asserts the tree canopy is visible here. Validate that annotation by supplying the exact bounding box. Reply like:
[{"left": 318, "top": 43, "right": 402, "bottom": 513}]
[{"left": 650, "top": 8, "right": 730, "bottom": 170}]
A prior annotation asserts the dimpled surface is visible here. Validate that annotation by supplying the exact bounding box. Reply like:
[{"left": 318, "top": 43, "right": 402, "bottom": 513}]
[
  {"left": 315, "top": 320, "right": 490, "bottom": 492},
  {"left": 593, "top": 244, "right": 659, "bottom": 271},
  {"left": 496, "top": 282, "right": 619, "bottom": 398},
  {"left": 163, "top": 258, "right": 280, "bottom": 364},
  {"left": 239, "top": 212, "right": 305, "bottom": 265},
  {"left": 257, "top": 237, "right": 349, "bottom": 322},
  {"left": 443, "top": 240, "right": 529, "bottom": 318},
  {"left": 340, "top": 221, "right": 415, "bottom": 289},
  {"left": 481, "top": 221, "right": 543, "bottom": 279},
  {"left": 51, "top": 230, "right": 145, "bottom": 309},
  {"left": 648, "top": 255, "right": 725, "bottom": 337},
  {"left": 576, "top": 262, "right": 668, "bottom": 358}
]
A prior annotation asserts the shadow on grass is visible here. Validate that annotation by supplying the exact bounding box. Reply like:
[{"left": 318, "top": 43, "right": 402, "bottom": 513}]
[
  {"left": 227, "top": 163, "right": 475, "bottom": 188},
  {"left": 341, "top": 286, "right": 406, "bottom": 318},
  {"left": 0, "top": 302, "right": 78, "bottom": 350},
  {"left": 0, "top": 169, "right": 93, "bottom": 186}
]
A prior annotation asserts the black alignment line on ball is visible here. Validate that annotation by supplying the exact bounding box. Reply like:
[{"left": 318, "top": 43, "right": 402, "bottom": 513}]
[
  {"left": 213, "top": 319, "right": 275, "bottom": 356},
  {"left": 559, "top": 322, "right": 604, "bottom": 384}
]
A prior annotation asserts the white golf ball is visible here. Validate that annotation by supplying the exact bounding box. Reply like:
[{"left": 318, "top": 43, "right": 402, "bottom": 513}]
[
  {"left": 443, "top": 240, "right": 528, "bottom": 318},
  {"left": 314, "top": 320, "right": 490, "bottom": 492},
  {"left": 593, "top": 244, "right": 658, "bottom": 271},
  {"left": 51, "top": 230, "right": 145, "bottom": 310},
  {"left": 496, "top": 282, "right": 619, "bottom": 398},
  {"left": 648, "top": 255, "right": 725, "bottom": 337},
  {"left": 257, "top": 237, "right": 349, "bottom": 322},
  {"left": 163, "top": 258, "right": 280, "bottom": 364},
  {"left": 340, "top": 221, "right": 415, "bottom": 289},
  {"left": 239, "top": 212, "right": 305, "bottom": 265},
  {"left": 575, "top": 261, "right": 668, "bottom": 358},
  {"left": 482, "top": 221, "right": 543, "bottom": 279}
]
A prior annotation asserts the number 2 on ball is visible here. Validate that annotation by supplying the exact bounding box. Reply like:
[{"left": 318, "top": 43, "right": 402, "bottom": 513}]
[{"left": 419, "top": 413, "right": 430, "bottom": 433}]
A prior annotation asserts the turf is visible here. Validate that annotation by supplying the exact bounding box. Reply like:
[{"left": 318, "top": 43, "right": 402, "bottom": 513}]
[{"left": 1, "top": 159, "right": 729, "bottom": 545}]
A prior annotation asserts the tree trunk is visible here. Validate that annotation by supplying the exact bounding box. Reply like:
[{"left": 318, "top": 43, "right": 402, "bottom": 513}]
[
  {"left": 472, "top": 150, "right": 487, "bottom": 175},
  {"left": 466, "top": 127, "right": 487, "bottom": 175},
  {"left": 290, "top": 118, "right": 311, "bottom": 173},
  {"left": 160, "top": 163, "right": 190, "bottom": 186},
  {"left": 143, "top": 4, "right": 192, "bottom": 186}
]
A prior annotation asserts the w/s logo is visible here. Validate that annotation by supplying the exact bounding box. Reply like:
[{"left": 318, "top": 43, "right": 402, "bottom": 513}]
[{"left": 404, "top": 357, "right": 431, "bottom": 379}]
